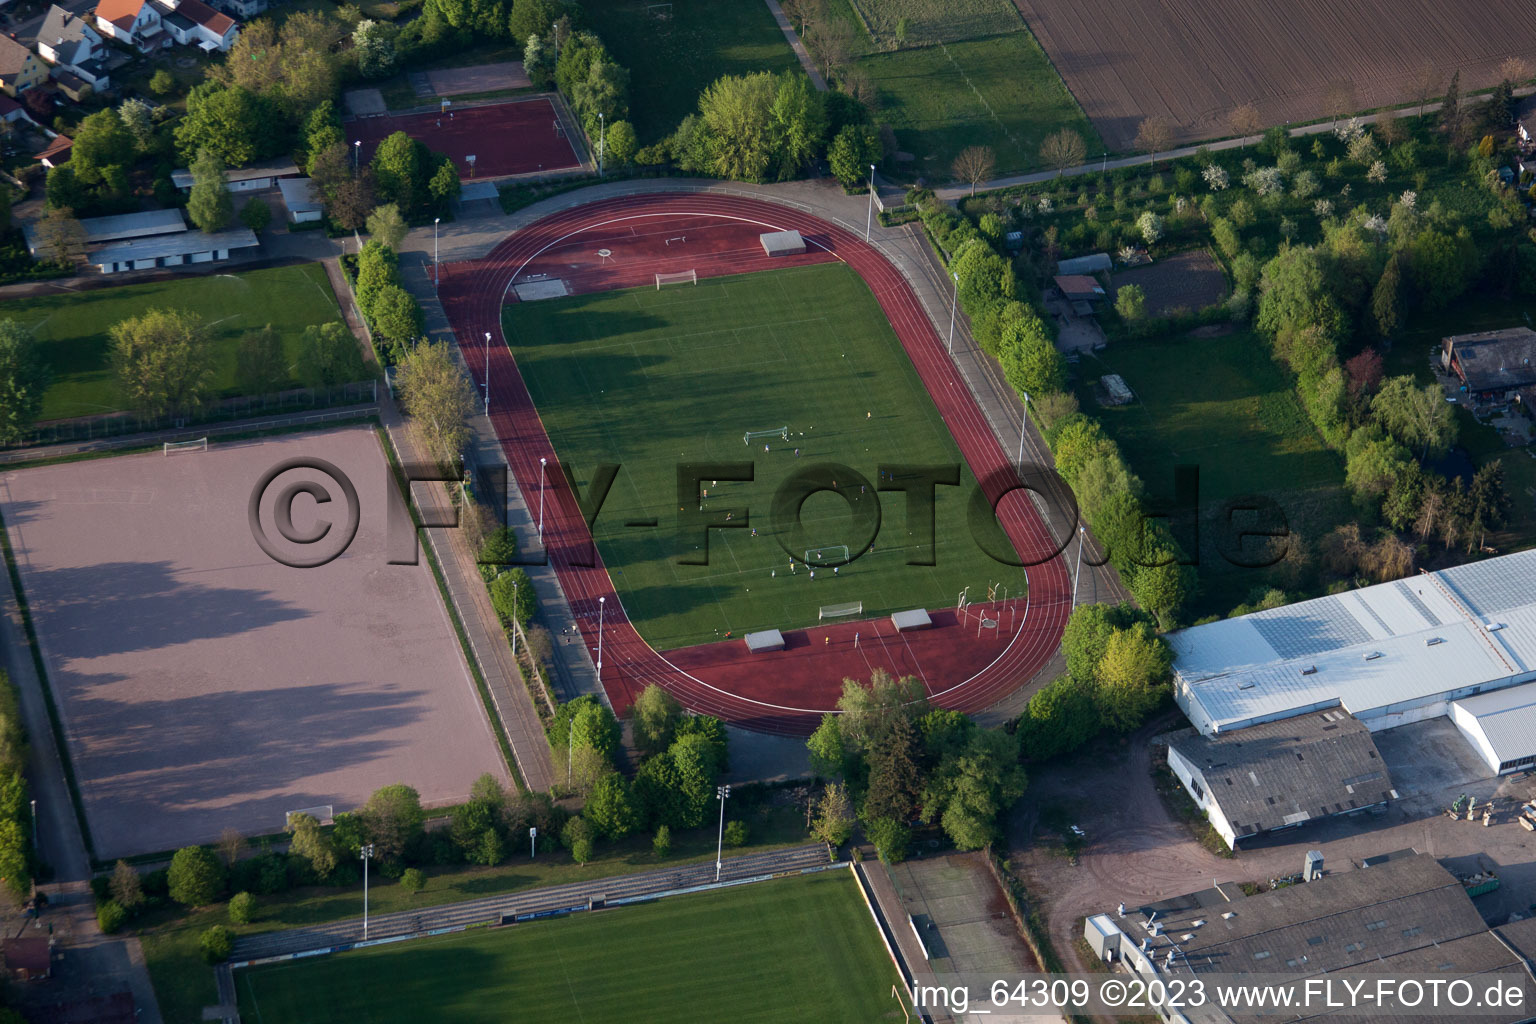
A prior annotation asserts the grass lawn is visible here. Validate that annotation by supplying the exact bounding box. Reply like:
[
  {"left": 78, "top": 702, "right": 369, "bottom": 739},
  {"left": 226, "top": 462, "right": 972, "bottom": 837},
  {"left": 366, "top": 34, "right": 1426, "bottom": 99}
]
[
  {"left": 0, "top": 263, "right": 348, "bottom": 421},
  {"left": 501, "top": 263, "right": 1026, "bottom": 650},
  {"left": 1075, "top": 327, "right": 1348, "bottom": 620},
  {"left": 234, "top": 870, "right": 897, "bottom": 1024},
  {"left": 856, "top": 32, "right": 1101, "bottom": 180},
  {"left": 580, "top": 0, "right": 800, "bottom": 144},
  {"left": 848, "top": 0, "right": 1023, "bottom": 47}
]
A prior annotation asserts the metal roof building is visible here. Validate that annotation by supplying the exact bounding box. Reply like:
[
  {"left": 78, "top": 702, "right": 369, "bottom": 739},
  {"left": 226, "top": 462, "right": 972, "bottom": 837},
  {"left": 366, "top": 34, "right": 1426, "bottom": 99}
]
[
  {"left": 1450, "top": 681, "right": 1536, "bottom": 774},
  {"left": 1055, "top": 252, "right": 1111, "bottom": 275},
  {"left": 170, "top": 157, "right": 299, "bottom": 192},
  {"left": 1165, "top": 710, "right": 1396, "bottom": 848},
  {"left": 275, "top": 176, "right": 322, "bottom": 222},
  {"left": 90, "top": 227, "right": 258, "bottom": 274},
  {"left": 1169, "top": 549, "right": 1536, "bottom": 736},
  {"left": 22, "top": 208, "right": 186, "bottom": 256}
]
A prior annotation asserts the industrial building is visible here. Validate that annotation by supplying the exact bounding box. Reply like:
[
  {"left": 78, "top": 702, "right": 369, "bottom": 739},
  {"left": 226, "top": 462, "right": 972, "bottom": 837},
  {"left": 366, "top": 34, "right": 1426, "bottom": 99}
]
[
  {"left": 1169, "top": 549, "right": 1536, "bottom": 739},
  {"left": 1165, "top": 711, "right": 1396, "bottom": 849},
  {"left": 1083, "top": 850, "right": 1536, "bottom": 1023}
]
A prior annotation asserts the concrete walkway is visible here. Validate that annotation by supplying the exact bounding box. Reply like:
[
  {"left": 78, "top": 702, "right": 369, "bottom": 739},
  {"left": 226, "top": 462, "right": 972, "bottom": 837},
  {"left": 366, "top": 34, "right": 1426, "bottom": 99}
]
[{"left": 764, "top": 0, "right": 827, "bottom": 91}]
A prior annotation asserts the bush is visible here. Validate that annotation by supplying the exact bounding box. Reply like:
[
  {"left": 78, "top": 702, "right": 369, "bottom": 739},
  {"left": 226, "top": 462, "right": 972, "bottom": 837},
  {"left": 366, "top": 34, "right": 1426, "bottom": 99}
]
[
  {"left": 562, "top": 816, "right": 595, "bottom": 864},
  {"left": 865, "top": 817, "right": 910, "bottom": 863},
  {"left": 200, "top": 925, "right": 233, "bottom": 964},
  {"left": 149, "top": 69, "right": 175, "bottom": 96},
  {"left": 401, "top": 867, "right": 427, "bottom": 892},
  {"left": 96, "top": 899, "right": 126, "bottom": 934},
  {"left": 723, "top": 820, "right": 748, "bottom": 847},
  {"left": 227, "top": 891, "right": 255, "bottom": 925},
  {"left": 652, "top": 825, "right": 672, "bottom": 858}
]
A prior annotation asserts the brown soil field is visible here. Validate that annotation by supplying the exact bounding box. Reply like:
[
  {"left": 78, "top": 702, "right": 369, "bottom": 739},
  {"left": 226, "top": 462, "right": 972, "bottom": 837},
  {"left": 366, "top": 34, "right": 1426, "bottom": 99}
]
[
  {"left": 1011, "top": 0, "right": 1536, "bottom": 150},
  {"left": 1111, "top": 249, "right": 1227, "bottom": 316}
]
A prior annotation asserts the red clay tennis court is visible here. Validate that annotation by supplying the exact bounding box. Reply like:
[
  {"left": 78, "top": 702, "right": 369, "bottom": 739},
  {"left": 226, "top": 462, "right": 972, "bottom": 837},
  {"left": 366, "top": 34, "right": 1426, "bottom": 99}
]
[{"left": 351, "top": 96, "right": 582, "bottom": 179}]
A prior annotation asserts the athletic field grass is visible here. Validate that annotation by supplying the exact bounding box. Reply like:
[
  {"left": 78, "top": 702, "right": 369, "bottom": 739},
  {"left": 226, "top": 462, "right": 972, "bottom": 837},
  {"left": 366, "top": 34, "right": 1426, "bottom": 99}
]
[
  {"left": 235, "top": 870, "right": 900, "bottom": 1024},
  {"left": 501, "top": 263, "right": 1025, "bottom": 650},
  {"left": 854, "top": 32, "right": 1100, "bottom": 179},
  {"left": 1075, "top": 327, "right": 1348, "bottom": 619},
  {"left": 0, "top": 263, "right": 348, "bottom": 421},
  {"left": 581, "top": 0, "right": 800, "bottom": 144}
]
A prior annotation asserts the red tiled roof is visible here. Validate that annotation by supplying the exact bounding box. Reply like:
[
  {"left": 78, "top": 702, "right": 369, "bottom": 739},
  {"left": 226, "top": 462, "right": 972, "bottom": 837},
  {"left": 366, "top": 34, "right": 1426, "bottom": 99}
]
[
  {"left": 38, "top": 134, "right": 72, "bottom": 163},
  {"left": 95, "top": 0, "right": 148, "bottom": 30},
  {"left": 173, "top": 0, "right": 234, "bottom": 35}
]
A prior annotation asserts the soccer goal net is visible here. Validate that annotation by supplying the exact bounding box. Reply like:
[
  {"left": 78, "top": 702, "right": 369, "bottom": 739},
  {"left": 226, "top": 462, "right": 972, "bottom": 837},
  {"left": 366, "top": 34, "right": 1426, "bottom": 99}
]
[
  {"left": 805, "top": 545, "right": 851, "bottom": 566},
  {"left": 744, "top": 426, "right": 789, "bottom": 446},
  {"left": 655, "top": 269, "right": 697, "bottom": 289},
  {"left": 819, "top": 601, "right": 863, "bottom": 620},
  {"left": 163, "top": 437, "right": 208, "bottom": 455}
]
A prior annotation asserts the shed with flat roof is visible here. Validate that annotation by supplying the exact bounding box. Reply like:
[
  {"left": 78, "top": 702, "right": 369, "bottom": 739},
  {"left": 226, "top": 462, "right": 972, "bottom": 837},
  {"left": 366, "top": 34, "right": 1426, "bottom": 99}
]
[
  {"left": 90, "top": 227, "right": 259, "bottom": 274},
  {"left": 760, "top": 229, "right": 806, "bottom": 257},
  {"left": 743, "top": 629, "right": 784, "bottom": 653}
]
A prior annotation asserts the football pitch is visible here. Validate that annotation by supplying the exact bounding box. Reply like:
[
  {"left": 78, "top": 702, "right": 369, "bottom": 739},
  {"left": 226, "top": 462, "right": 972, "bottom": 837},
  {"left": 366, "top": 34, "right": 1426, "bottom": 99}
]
[
  {"left": 236, "top": 871, "right": 902, "bottom": 1023},
  {"left": 501, "top": 263, "right": 1025, "bottom": 650}
]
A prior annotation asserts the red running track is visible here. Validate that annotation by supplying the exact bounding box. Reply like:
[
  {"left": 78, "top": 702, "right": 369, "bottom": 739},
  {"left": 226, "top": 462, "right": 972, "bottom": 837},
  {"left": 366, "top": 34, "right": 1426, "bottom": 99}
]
[{"left": 437, "top": 194, "right": 1071, "bottom": 735}]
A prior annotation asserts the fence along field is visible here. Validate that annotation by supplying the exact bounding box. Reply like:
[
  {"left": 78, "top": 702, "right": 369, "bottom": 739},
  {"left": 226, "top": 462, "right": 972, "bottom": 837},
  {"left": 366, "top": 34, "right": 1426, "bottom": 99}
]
[{"left": 1011, "top": 0, "right": 1536, "bottom": 150}]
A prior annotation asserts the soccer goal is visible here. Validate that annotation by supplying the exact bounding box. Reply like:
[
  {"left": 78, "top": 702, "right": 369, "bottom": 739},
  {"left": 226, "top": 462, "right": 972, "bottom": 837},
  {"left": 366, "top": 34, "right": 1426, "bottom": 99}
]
[
  {"left": 744, "top": 426, "right": 789, "bottom": 446},
  {"left": 655, "top": 269, "right": 697, "bottom": 289},
  {"left": 819, "top": 601, "right": 863, "bottom": 621},
  {"left": 163, "top": 437, "right": 208, "bottom": 456},
  {"left": 805, "top": 544, "right": 851, "bottom": 566}
]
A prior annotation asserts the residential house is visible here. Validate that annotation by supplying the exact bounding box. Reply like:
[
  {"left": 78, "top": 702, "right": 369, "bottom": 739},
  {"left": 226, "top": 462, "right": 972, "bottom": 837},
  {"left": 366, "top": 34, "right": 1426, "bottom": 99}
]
[
  {"left": 153, "top": 0, "right": 237, "bottom": 52},
  {"left": 0, "top": 93, "right": 29, "bottom": 126},
  {"left": 1441, "top": 326, "right": 1536, "bottom": 405},
  {"left": 94, "top": 0, "right": 165, "bottom": 52},
  {"left": 0, "top": 35, "right": 47, "bottom": 96},
  {"left": 37, "top": 5, "right": 111, "bottom": 90},
  {"left": 37, "top": 133, "right": 71, "bottom": 168},
  {"left": 0, "top": 937, "right": 51, "bottom": 981},
  {"left": 210, "top": 0, "right": 264, "bottom": 19}
]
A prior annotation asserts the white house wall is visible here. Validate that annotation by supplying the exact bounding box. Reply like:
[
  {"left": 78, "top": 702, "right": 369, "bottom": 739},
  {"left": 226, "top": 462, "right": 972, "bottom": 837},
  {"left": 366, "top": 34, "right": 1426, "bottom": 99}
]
[{"left": 1449, "top": 702, "right": 1502, "bottom": 775}]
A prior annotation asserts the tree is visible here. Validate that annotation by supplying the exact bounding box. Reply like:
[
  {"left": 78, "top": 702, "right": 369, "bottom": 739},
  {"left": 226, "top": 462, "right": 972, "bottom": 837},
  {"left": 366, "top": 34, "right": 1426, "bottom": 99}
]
[
  {"left": 371, "top": 131, "right": 423, "bottom": 211},
  {"left": 1115, "top": 283, "right": 1147, "bottom": 322},
  {"left": 1322, "top": 80, "right": 1356, "bottom": 127},
  {"left": 149, "top": 68, "right": 175, "bottom": 96},
  {"left": 366, "top": 202, "right": 408, "bottom": 250},
  {"left": 228, "top": 891, "right": 256, "bottom": 925},
  {"left": 809, "top": 16, "right": 854, "bottom": 77},
  {"left": 951, "top": 145, "right": 996, "bottom": 196},
  {"left": 295, "top": 322, "right": 365, "bottom": 389},
  {"left": 287, "top": 812, "right": 338, "bottom": 878},
  {"left": 1372, "top": 375, "right": 1457, "bottom": 461},
  {"left": 395, "top": 339, "right": 476, "bottom": 462},
  {"left": 1227, "top": 102, "right": 1262, "bottom": 147},
  {"left": 1137, "top": 210, "right": 1163, "bottom": 245},
  {"left": 110, "top": 308, "right": 216, "bottom": 418},
  {"left": 1406, "top": 226, "right": 1477, "bottom": 311},
  {"left": 509, "top": 0, "right": 560, "bottom": 45},
  {"left": 807, "top": 714, "right": 849, "bottom": 779},
  {"left": 1467, "top": 460, "right": 1512, "bottom": 550},
  {"left": 769, "top": 74, "right": 825, "bottom": 179},
  {"left": 371, "top": 285, "right": 425, "bottom": 351},
  {"left": 922, "top": 729, "right": 1026, "bottom": 849},
  {"left": 110, "top": 859, "right": 143, "bottom": 910},
  {"left": 428, "top": 160, "right": 461, "bottom": 211},
  {"left": 240, "top": 197, "right": 272, "bottom": 234},
  {"left": 488, "top": 567, "right": 534, "bottom": 626},
  {"left": 1371, "top": 254, "right": 1403, "bottom": 337},
  {"left": 862, "top": 713, "right": 922, "bottom": 824},
  {"left": 186, "top": 148, "right": 233, "bottom": 233},
  {"left": 865, "top": 816, "right": 910, "bottom": 863},
  {"left": 1134, "top": 117, "right": 1173, "bottom": 165},
  {"left": 1344, "top": 347, "right": 1384, "bottom": 397},
  {"left": 696, "top": 72, "right": 779, "bottom": 182},
  {"left": 330, "top": 174, "right": 376, "bottom": 232},
  {"left": 1039, "top": 129, "right": 1085, "bottom": 174},
  {"left": 585, "top": 773, "right": 639, "bottom": 839},
  {"left": 828, "top": 123, "right": 880, "bottom": 188},
  {"left": 200, "top": 925, "right": 233, "bottom": 964},
  {"left": 32, "top": 205, "right": 87, "bottom": 264},
  {"left": 233, "top": 324, "right": 287, "bottom": 396},
  {"left": 1439, "top": 71, "right": 1464, "bottom": 142},
  {"left": 1095, "top": 623, "right": 1170, "bottom": 731},
  {"left": 304, "top": 101, "right": 344, "bottom": 170},
  {"left": 524, "top": 33, "right": 555, "bottom": 90},
  {"left": 176, "top": 85, "right": 283, "bottom": 166},
  {"left": 353, "top": 18, "right": 398, "bottom": 79},
  {"left": 358, "top": 783, "right": 425, "bottom": 860},
  {"left": 169, "top": 846, "right": 227, "bottom": 907},
  {"left": 0, "top": 321, "right": 48, "bottom": 446},
  {"left": 630, "top": 684, "right": 683, "bottom": 756},
  {"left": 72, "top": 108, "right": 133, "bottom": 186},
  {"left": 652, "top": 825, "right": 672, "bottom": 857},
  {"left": 97, "top": 900, "right": 126, "bottom": 934},
  {"left": 810, "top": 782, "right": 855, "bottom": 847},
  {"left": 1015, "top": 674, "right": 1099, "bottom": 761},
  {"left": 401, "top": 867, "right": 426, "bottom": 892},
  {"left": 1375, "top": 107, "right": 1405, "bottom": 148}
]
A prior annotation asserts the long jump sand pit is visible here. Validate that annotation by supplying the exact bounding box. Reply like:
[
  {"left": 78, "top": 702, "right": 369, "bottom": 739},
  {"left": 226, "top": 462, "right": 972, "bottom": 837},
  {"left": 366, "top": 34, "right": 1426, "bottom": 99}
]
[{"left": 0, "top": 426, "right": 508, "bottom": 858}]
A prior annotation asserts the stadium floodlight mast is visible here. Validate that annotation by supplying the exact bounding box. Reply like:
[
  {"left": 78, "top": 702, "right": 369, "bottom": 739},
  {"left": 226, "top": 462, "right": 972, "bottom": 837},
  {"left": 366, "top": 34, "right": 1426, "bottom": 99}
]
[
  {"left": 598, "top": 112, "right": 605, "bottom": 178},
  {"left": 865, "top": 164, "right": 875, "bottom": 242},
  {"left": 597, "top": 596, "right": 606, "bottom": 674},
  {"left": 714, "top": 785, "right": 731, "bottom": 881},
  {"left": 1071, "top": 525, "right": 1087, "bottom": 608},
  {"left": 433, "top": 217, "right": 440, "bottom": 289},
  {"left": 353, "top": 139, "right": 360, "bottom": 172},
  {"left": 482, "top": 332, "right": 491, "bottom": 413},
  {"left": 1017, "top": 391, "right": 1030, "bottom": 465},
  {"left": 538, "top": 457, "right": 547, "bottom": 541},
  {"left": 359, "top": 843, "right": 375, "bottom": 938},
  {"left": 947, "top": 271, "right": 959, "bottom": 353}
]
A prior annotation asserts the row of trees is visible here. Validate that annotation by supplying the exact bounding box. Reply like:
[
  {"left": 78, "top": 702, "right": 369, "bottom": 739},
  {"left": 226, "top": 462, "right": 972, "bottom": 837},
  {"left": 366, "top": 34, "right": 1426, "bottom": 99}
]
[
  {"left": 806, "top": 671, "right": 1025, "bottom": 860},
  {"left": 352, "top": 240, "right": 426, "bottom": 363}
]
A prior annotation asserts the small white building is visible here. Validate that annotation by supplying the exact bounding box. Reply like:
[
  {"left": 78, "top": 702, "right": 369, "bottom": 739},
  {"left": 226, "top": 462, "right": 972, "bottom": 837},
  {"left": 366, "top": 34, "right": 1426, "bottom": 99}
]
[
  {"left": 22, "top": 208, "right": 186, "bottom": 257},
  {"left": 91, "top": 226, "right": 257, "bottom": 273},
  {"left": 276, "top": 176, "right": 323, "bottom": 223},
  {"left": 171, "top": 157, "right": 299, "bottom": 193},
  {"left": 1450, "top": 682, "right": 1536, "bottom": 775}
]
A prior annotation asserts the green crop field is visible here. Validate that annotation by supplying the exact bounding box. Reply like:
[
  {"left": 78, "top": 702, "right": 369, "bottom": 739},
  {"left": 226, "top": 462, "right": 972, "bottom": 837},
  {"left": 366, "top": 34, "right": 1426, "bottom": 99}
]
[
  {"left": 848, "top": 0, "right": 1024, "bottom": 47},
  {"left": 581, "top": 0, "right": 800, "bottom": 144},
  {"left": 1077, "top": 327, "right": 1348, "bottom": 619},
  {"left": 855, "top": 32, "right": 1100, "bottom": 180},
  {"left": 236, "top": 870, "right": 901, "bottom": 1024},
  {"left": 0, "top": 263, "right": 349, "bottom": 421},
  {"left": 502, "top": 263, "right": 1025, "bottom": 650}
]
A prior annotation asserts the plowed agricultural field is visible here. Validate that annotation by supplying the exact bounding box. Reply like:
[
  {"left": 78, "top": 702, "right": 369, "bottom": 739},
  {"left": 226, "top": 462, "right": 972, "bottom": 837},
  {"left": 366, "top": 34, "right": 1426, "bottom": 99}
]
[{"left": 1011, "top": 0, "right": 1536, "bottom": 150}]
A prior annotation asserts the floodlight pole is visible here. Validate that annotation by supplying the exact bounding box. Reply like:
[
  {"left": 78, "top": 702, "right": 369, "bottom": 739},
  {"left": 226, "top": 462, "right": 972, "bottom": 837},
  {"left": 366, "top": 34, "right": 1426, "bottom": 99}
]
[
  {"left": 511, "top": 579, "right": 518, "bottom": 658},
  {"left": 1071, "top": 525, "right": 1087, "bottom": 609},
  {"left": 28, "top": 799, "right": 35, "bottom": 852},
  {"left": 359, "top": 843, "right": 375, "bottom": 939},
  {"left": 433, "top": 217, "right": 440, "bottom": 289},
  {"left": 353, "top": 139, "right": 360, "bottom": 173},
  {"left": 866, "top": 164, "right": 875, "bottom": 242},
  {"left": 947, "top": 272, "right": 959, "bottom": 354},
  {"left": 482, "top": 332, "right": 491, "bottom": 414},
  {"left": 1017, "top": 391, "right": 1030, "bottom": 466},
  {"left": 714, "top": 785, "right": 731, "bottom": 881},
  {"left": 598, "top": 112, "right": 605, "bottom": 178},
  {"left": 538, "top": 457, "right": 547, "bottom": 541},
  {"left": 597, "top": 596, "right": 605, "bottom": 675}
]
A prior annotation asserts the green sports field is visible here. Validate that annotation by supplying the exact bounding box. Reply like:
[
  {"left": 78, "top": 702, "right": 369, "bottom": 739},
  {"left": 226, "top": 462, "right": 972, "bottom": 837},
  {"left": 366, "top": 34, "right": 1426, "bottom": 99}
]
[
  {"left": 0, "top": 263, "right": 349, "bottom": 421},
  {"left": 236, "top": 870, "right": 901, "bottom": 1023},
  {"left": 502, "top": 263, "right": 1024, "bottom": 650}
]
